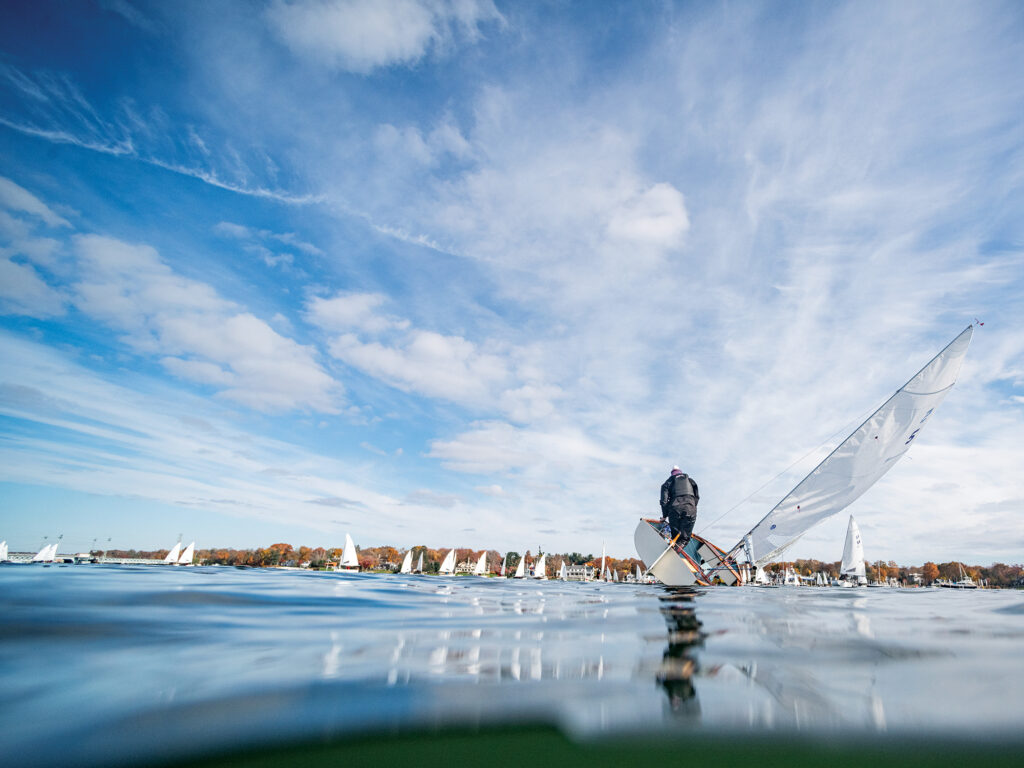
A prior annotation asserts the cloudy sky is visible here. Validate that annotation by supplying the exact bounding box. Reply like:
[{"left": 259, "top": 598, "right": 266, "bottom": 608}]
[{"left": 1, "top": 1, "right": 1021, "bottom": 564}]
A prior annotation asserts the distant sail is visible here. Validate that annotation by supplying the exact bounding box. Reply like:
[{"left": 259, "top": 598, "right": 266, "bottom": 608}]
[
  {"left": 163, "top": 542, "right": 182, "bottom": 564},
  {"left": 840, "top": 516, "right": 867, "bottom": 583},
  {"left": 341, "top": 533, "right": 359, "bottom": 568},
  {"left": 473, "top": 551, "right": 488, "bottom": 576},
  {"left": 31, "top": 543, "right": 49, "bottom": 562},
  {"left": 439, "top": 548, "right": 456, "bottom": 575},
  {"left": 600, "top": 544, "right": 606, "bottom": 581},
  {"left": 636, "top": 564, "right": 642, "bottom": 581},
  {"left": 400, "top": 550, "right": 413, "bottom": 574},
  {"left": 177, "top": 542, "right": 195, "bottom": 565},
  {"left": 0, "top": 540, "right": 7, "bottom": 561},
  {"left": 514, "top": 553, "right": 526, "bottom": 578},
  {"left": 739, "top": 326, "right": 974, "bottom": 566},
  {"left": 416, "top": 552, "right": 424, "bottom": 573},
  {"left": 558, "top": 560, "right": 567, "bottom": 580},
  {"left": 533, "top": 553, "right": 547, "bottom": 580},
  {"left": 500, "top": 553, "right": 507, "bottom": 577}
]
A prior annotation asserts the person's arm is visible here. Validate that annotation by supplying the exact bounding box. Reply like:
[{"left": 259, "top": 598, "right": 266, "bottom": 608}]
[
  {"left": 660, "top": 479, "right": 671, "bottom": 513},
  {"left": 692, "top": 479, "right": 699, "bottom": 504}
]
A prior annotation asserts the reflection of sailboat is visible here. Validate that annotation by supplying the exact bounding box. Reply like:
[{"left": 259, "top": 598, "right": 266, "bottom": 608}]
[
  {"left": 438, "top": 548, "right": 456, "bottom": 575},
  {"left": 838, "top": 516, "right": 867, "bottom": 586},
  {"left": 637, "top": 326, "right": 974, "bottom": 586},
  {"left": 657, "top": 588, "right": 704, "bottom": 717},
  {"left": 473, "top": 551, "right": 488, "bottom": 576},
  {"left": 399, "top": 550, "right": 413, "bottom": 574},
  {"left": 513, "top": 553, "right": 526, "bottom": 579},
  {"left": 339, "top": 533, "right": 360, "bottom": 571},
  {"left": 533, "top": 553, "right": 547, "bottom": 579}
]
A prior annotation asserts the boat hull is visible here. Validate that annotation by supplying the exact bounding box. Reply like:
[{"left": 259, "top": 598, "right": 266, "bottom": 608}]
[{"left": 634, "top": 519, "right": 740, "bottom": 587}]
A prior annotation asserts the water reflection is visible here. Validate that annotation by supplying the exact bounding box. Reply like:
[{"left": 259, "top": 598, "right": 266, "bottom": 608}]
[{"left": 656, "top": 588, "right": 704, "bottom": 717}]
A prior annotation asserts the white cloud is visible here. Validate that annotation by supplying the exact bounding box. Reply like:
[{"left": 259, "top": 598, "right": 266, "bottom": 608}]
[
  {"left": 0, "top": 253, "right": 66, "bottom": 317},
  {"left": 72, "top": 234, "right": 340, "bottom": 412},
  {"left": 265, "top": 0, "right": 502, "bottom": 73},
  {"left": 0, "top": 176, "right": 71, "bottom": 228},
  {"left": 305, "top": 292, "right": 408, "bottom": 334}
]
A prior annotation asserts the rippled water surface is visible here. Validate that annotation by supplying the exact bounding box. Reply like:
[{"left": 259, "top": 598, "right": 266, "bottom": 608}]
[{"left": 1, "top": 565, "right": 1022, "bottom": 765}]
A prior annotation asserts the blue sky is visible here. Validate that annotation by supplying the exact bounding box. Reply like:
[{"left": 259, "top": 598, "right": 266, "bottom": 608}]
[{"left": 1, "top": 0, "right": 1022, "bottom": 564}]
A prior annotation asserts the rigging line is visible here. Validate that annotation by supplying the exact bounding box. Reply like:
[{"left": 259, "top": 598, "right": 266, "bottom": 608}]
[{"left": 697, "top": 404, "right": 877, "bottom": 536}]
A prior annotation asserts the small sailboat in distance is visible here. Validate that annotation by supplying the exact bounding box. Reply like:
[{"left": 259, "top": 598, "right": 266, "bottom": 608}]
[
  {"left": 839, "top": 516, "right": 867, "bottom": 586},
  {"left": 473, "top": 551, "right": 488, "bottom": 576},
  {"left": 0, "top": 541, "right": 7, "bottom": 562},
  {"left": 400, "top": 550, "right": 413, "bottom": 574},
  {"left": 177, "top": 541, "right": 195, "bottom": 566},
  {"left": 533, "top": 553, "right": 547, "bottom": 580},
  {"left": 513, "top": 553, "right": 526, "bottom": 579},
  {"left": 500, "top": 553, "right": 507, "bottom": 577},
  {"left": 339, "top": 533, "right": 360, "bottom": 571},
  {"left": 439, "top": 548, "right": 457, "bottom": 575},
  {"left": 163, "top": 540, "right": 182, "bottom": 565},
  {"left": 558, "top": 560, "right": 567, "bottom": 580},
  {"left": 415, "top": 551, "right": 424, "bottom": 574}
]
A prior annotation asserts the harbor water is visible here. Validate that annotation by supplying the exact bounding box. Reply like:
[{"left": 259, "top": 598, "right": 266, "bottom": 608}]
[{"left": 1, "top": 565, "right": 1022, "bottom": 766}]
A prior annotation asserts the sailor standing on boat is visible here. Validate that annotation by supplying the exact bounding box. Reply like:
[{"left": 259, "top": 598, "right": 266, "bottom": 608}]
[{"left": 660, "top": 466, "right": 699, "bottom": 545}]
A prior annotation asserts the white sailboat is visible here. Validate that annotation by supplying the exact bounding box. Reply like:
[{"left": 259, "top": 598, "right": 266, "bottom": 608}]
[
  {"left": 438, "top": 548, "right": 457, "bottom": 575},
  {"left": 163, "top": 541, "right": 182, "bottom": 564},
  {"left": 415, "top": 551, "right": 424, "bottom": 574},
  {"left": 558, "top": 560, "right": 567, "bottom": 580},
  {"left": 533, "top": 553, "right": 547, "bottom": 580},
  {"left": 513, "top": 553, "right": 526, "bottom": 579},
  {"left": 839, "top": 516, "right": 867, "bottom": 586},
  {"left": 31, "top": 543, "right": 53, "bottom": 562},
  {"left": 600, "top": 544, "right": 606, "bottom": 582},
  {"left": 0, "top": 540, "right": 7, "bottom": 561},
  {"left": 473, "top": 551, "right": 488, "bottom": 576},
  {"left": 177, "top": 541, "right": 195, "bottom": 566},
  {"left": 400, "top": 550, "right": 413, "bottom": 574},
  {"left": 636, "top": 564, "right": 643, "bottom": 582},
  {"left": 500, "top": 553, "right": 507, "bottom": 577},
  {"left": 636, "top": 325, "right": 974, "bottom": 587},
  {"left": 339, "top": 533, "right": 360, "bottom": 571}
]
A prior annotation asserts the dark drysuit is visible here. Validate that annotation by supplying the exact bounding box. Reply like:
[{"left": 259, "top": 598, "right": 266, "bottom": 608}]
[{"left": 660, "top": 473, "right": 699, "bottom": 544}]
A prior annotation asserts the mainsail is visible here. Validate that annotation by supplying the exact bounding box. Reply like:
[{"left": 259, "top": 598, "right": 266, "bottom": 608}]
[
  {"left": 533, "top": 553, "right": 547, "bottom": 579},
  {"left": 513, "top": 553, "right": 526, "bottom": 578},
  {"left": 438, "top": 548, "right": 456, "bottom": 574},
  {"left": 473, "top": 551, "right": 488, "bottom": 576},
  {"left": 341, "top": 533, "right": 359, "bottom": 568},
  {"left": 840, "top": 516, "right": 867, "bottom": 582},
  {"left": 163, "top": 541, "right": 182, "bottom": 564},
  {"left": 400, "top": 550, "right": 413, "bottom": 574},
  {"left": 177, "top": 541, "right": 195, "bottom": 565},
  {"left": 738, "top": 325, "right": 973, "bottom": 566}
]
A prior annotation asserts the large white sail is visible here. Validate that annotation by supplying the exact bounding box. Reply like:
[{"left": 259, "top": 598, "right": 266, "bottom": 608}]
[
  {"left": 739, "top": 326, "right": 973, "bottom": 566},
  {"left": 341, "top": 533, "right": 359, "bottom": 568},
  {"left": 163, "top": 541, "right": 182, "bottom": 564},
  {"left": 533, "top": 553, "right": 547, "bottom": 579},
  {"left": 513, "top": 553, "right": 526, "bottom": 578},
  {"left": 439, "top": 548, "right": 456, "bottom": 574},
  {"left": 31, "top": 543, "right": 49, "bottom": 562},
  {"left": 400, "top": 550, "right": 413, "bottom": 574},
  {"left": 473, "top": 551, "right": 488, "bottom": 576},
  {"left": 177, "top": 541, "right": 195, "bottom": 565},
  {"left": 840, "top": 516, "right": 867, "bottom": 583}
]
